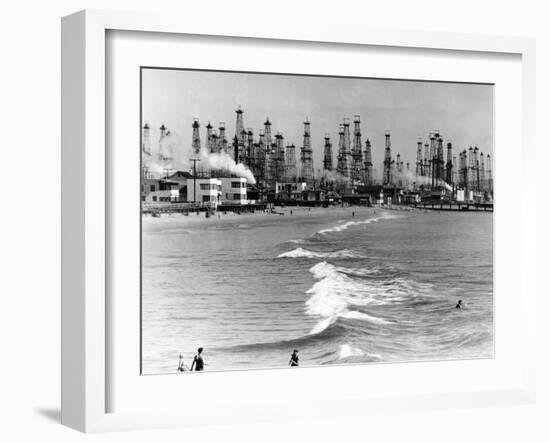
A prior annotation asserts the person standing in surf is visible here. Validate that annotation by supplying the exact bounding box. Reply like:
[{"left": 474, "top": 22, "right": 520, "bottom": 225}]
[
  {"left": 289, "top": 349, "right": 299, "bottom": 367},
  {"left": 190, "top": 347, "right": 205, "bottom": 371}
]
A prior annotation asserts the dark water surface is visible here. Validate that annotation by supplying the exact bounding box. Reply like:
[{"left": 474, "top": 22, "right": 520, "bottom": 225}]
[{"left": 142, "top": 207, "right": 493, "bottom": 374}]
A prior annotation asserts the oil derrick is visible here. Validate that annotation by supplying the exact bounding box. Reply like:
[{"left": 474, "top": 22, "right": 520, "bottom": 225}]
[
  {"left": 459, "top": 150, "right": 468, "bottom": 189},
  {"left": 383, "top": 130, "right": 392, "bottom": 186},
  {"left": 446, "top": 141, "right": 453, "bottom": 185},
  {"left": 158, "top": 123, "right": 170, "bottom": 161},
  {"left": 428, "top": 132, "right": 436, "bottom": 188},
  {"left": 486, "top": 154, "right": 493, "bottom": 193},
  {"left": 218, "top": 122, "right": 228, "bottom": 154},
  {"left": 256, "top": 130, "right": 266, "bottom": 186},
  {"left": 436, "top": 132, "right": 445, "bottom": 184},
  {"left": 415, "top": 138, "right": 423, "bottom": 177},
  {"left": 206, "top": 122, "right": 214, "bottom": 152},
  {"left": 452, "top": 155, "right": 458, "bottom": 186},
  {"left": 212, "top": 131, "right": 220, "bottom": 154},
  {"left": 342, "top": 118, "right": 352, "bottom": 178},
  {"left": 274, "top": 132, "right": 285, "bottom": 182},
  {"left": 423, "top": 141, "right": 430, "bottom": 180},
  {"left": 235, "top": 106, "right": 245, "bottom": 145},
  {"left": 351, "top": 115, "right": 363, "bottom": 183},
  {"left": 246, "top": 129, "right": 254, "bottom": 167},
  {"left": 265, "top": 143, "right": 276, "bottom": 189},
  {"left": 336, "top": 124, "right": 345, "bottom": 177},
  {"left": 264, "top": 117, "right": 273, "bottom": 145},
  {"left": 142, "top": 122, "right": 151, "bottom": 156},
  {"left": 232, "top": 136, "right": 239, "bottom": 163},
  {"left": 364, "top": 139, "right": 373, "bottom": 185},
  {"left": 396, "top": 153, "right": 403, "bottom": 186},
  {"left": 300, "top": 119, "right": 314, "bottom": 185},
  {"left": 191, "top": 119, "right": 201, "bottom": 156},
  {"left": 285, "top": 143, "right": 297, "bottom": 181},
  {"left": 467, "top": 147, "right": 475, "bottom": 190},
  {"left": 473, "top": 146, "right": 480, "bottom": 192},
  {"left": 479, "top": 152, "right": 486, "bottom": 192},
  {"left": 323, "top": 134, "right": 333, "bottom": 172}
]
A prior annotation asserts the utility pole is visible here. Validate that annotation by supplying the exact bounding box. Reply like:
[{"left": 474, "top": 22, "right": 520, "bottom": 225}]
[{"left": 190, "top": 158, "right": 201, "bottom": 203}]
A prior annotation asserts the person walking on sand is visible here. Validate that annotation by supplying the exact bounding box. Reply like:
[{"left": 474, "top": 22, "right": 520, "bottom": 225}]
[
  {"left": 190, "top": 347, "right": 205, "bottom": 371},
  {"left": 289, "top": 349, "right": 299, "bottom": 367},
  {"left": 177, "top": 354, "right": 189, "bottom": 372}
]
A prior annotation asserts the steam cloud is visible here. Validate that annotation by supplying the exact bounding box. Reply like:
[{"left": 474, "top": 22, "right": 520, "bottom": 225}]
[
  {"left": 396, "top": 169, "right": 452, "bottom": 191},
  {"left": 143, "top": 124, "right": 256, "bottom": 184}
]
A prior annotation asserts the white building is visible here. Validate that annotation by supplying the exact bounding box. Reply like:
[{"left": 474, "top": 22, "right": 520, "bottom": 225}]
[
  {"left": 141, "top": 178, "right": 179, "bottom": 204},
  {"left": 188, "top": 178, "right": 222, "bottom": 207},
  {"left": 274, "top": 182, "right": 307, "bottom": 200},
  {"left": 220, "top": 177, "right": 248, "bottom": 205}
]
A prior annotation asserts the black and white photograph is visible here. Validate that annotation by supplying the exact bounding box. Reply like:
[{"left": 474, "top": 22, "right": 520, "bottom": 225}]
[{"left": 140, "top": 68, "right": 494, "bottom": 374}]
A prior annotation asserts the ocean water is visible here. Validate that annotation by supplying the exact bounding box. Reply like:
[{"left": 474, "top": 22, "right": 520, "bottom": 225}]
[{"left": 141, "top": 207, "right": 493, "bottom": 374}]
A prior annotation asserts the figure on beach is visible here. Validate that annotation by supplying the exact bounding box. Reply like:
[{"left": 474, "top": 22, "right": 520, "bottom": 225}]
[
  {"left": 288, "top": 349, "right": 299, "bottom": 367},
  {"left": 177, "top": 354, "right": 189, "bottom": 372},
  {"left": 190, "top": 347, "right": 205, "bottom": 371},
  {"left": 455, "top": 300, "right": 463, "bottom": 309}
]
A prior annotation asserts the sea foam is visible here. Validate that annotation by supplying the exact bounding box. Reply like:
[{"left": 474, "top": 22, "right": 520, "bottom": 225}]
[
  {"left": 317, "top": 212, "right": 398, "bottom": 235},
  {"left": 277, "top": 248, "right": 365, "bottom": 259},
  {"left": 305, "top": 261, "right": 432, "bottom": 334}
]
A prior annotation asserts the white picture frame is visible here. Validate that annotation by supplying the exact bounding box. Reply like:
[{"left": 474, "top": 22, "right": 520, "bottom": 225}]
[{"left": 61, "top": 9, "right": 537, "bottom": 433}]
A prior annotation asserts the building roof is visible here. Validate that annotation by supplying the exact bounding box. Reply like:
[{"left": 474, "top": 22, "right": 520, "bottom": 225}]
[{"left": 167, "top": 171, "right": 193, "bottom": 179}]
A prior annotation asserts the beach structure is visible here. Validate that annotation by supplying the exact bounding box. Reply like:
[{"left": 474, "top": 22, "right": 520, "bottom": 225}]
[
  {"left": 192, "top": 178, "right": 222, "bottom": 206},
  {"left": 141, "top": 178, "right": 180, "bottom": 204},
  {"left": 220, "top": 177, "right": 248, "bottom": 205},
  {"left": 275, "top": 181, "right": 308, "bottom": 200}
]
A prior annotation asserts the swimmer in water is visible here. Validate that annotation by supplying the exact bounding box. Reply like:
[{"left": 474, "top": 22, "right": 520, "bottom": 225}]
[
  {"left": 289, "top": 349, "right": 299, "bottom": 367},
  {"left": 455, "top": 299, "right": 463, "bottom": 309}
]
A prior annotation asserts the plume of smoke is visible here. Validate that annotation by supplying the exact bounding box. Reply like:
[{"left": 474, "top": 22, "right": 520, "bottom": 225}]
[
  {"left": 142, "top": 125, "right": 256, "bottom": 184},
  {"left": 199, "top": 149, "right": 256, "bottom": 184},
  {"left": 320, "top": 169, "right": 351, "bottom": 183},
  {"left": 397, "top": 168, "right": 452, "bottom": 191}
]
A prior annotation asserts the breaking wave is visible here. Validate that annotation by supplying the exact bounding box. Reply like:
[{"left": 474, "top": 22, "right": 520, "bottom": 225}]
[
  {"left": 317, "top": 212, "right": 398, "bottom": 235},
  {"left": 277, "top": 248, "right": 365, "bottom": 259},
  {"left": 305, "top": 261, "right": 433, "bottom": 334}
]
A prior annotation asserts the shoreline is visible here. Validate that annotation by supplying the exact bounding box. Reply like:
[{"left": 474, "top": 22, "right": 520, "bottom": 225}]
[{"left": 142, "top": 204, "right": 385, "bottom": 228}]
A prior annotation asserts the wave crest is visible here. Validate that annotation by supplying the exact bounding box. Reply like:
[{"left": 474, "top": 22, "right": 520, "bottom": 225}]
[
  {"left": 277, "top": 248, "right": 365, "bottom": 259},
  {"left": 317, "top": 212, "right": 398, "bottom": 235},
  {"left": 305, "top": 261, "right": 432, "bottom": 333}
]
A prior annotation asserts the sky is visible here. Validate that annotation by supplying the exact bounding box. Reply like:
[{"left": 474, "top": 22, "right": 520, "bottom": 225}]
[{"left": 141, "top": 68, "right": 493, "bottom": 175}]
